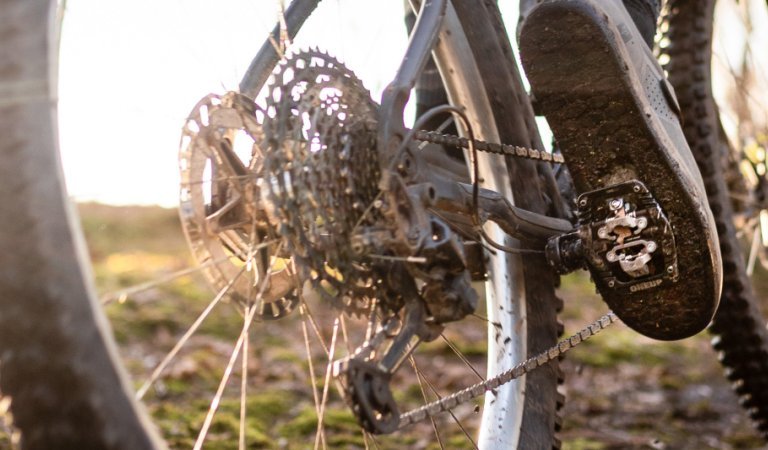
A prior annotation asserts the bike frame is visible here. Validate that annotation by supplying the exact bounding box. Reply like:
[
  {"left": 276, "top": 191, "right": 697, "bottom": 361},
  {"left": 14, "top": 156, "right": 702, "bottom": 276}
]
[
  {"left": 244, "top": 0, "right": 573, "bottom": 246},
  {"left": 0, "top": 0, "right": 567, "bottom": 447}
]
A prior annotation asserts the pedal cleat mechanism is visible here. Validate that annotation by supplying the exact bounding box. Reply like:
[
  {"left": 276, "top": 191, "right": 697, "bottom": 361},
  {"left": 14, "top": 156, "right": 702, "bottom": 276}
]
[
  {"left": 547, "top": 180, "right": 678, "bottom": 294},
  {"left": 578, "top": 180, "right": 678, "bottom": 292},
  {"left": 543, "top": 179, "right": 722, "bottom": 340}
]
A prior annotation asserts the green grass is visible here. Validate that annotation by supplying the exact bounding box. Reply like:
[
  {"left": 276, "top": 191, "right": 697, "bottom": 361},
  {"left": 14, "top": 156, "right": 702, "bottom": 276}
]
[
  {"left": 563, "top": 437, "right": 607, "bottom": 450},
  {"left": 567, "top": 327, "right": 698, "bottom": 369},
  {"left": 79, "top": 203, "right": 475, "bottom": 448},
  {"left": 78, "top": 203, "right": 765, "bottom": 449}
]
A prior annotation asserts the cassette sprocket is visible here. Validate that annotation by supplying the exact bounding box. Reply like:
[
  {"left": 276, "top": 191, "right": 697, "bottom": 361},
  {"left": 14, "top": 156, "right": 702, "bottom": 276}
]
[{"left": 261, "top": 50, "right": 381, "bottom": 315}]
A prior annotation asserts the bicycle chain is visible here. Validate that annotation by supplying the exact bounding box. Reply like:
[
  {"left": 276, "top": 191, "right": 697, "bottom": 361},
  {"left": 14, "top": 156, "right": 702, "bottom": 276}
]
[
  {"left": 369, "top": 107, "right": 597, "bottom": 429},
  {"left": 347, "top": 310, "right": 617, "bottom": 428},
  {"left": 396, "top": 311, "right": 618, "bottom": 429},
  {"left": 413, "top": 129, "right": 565, "bottom": 164}
]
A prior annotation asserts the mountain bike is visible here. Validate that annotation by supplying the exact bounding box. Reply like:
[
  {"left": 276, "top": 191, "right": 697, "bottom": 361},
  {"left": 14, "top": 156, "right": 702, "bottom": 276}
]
[{"left": 0, "top": 0, "right": 766, "bottom": 449}]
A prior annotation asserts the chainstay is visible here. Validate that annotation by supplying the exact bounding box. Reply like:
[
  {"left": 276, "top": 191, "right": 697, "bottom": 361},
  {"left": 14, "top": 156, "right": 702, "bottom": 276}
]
[
  {"left": 413, "top": 129, "right": 565, "bottom": 164},
  {"left": 397, "top": 311, "right": 618, "bottom": 429}
]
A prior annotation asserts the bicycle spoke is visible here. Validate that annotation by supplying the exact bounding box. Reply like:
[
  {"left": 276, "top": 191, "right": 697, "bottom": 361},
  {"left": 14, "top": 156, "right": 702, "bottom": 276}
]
[
  {"left": 193, "top": 308, "right": 253, "bottom": 450},
  {"left": 351, "top": 191, "right": 383, "bottom": 233},
  {"left": 470, "top": 313, "right": 499, "bottom": 329},
  {"left": 99, "top": 244, "right": 275, "bottom": 305},
  {"left": 747, "top": 225, "right": 760, "bottom": 276},
  {"left": 297, "top": 289, "right": 364, "bottom": 450},
  {"left": 300, "top": 306, "right": 328, "bottom": 450},
  {"left": 440, "top": 334, "right": 484, "bottom": 382},
  {"left": 136, "top": 264, "right": 247, "bottom": 400},
  {"left": 412, "top": 361, "right": 479, "bottom": 450},
  {"left": 313, "top": 316, "right": 340, "bottom": 450},
  {"left": 277, "top": 0, "right": 291, "bottom": 51},
  {"left": 339, "top": 314, "right": 354, "bottom": 354},
  {"left": 180, "top": 173, "right": 257, "bottom": 187},
  {"left": 239, "top": 304, "right": 251, "bottom": 450},
  {"left": 238, "top": 236, "right": 258, "bottom": 450},
  {"left": 301, "top": 300, "right": 332, "bottom": 357},
  {"left": 194, "top": 245, "right": 284, "bottom": 450},
  {"left": 713, "top": 36, "right": 768, "bottom": 134},
  {"left": 297, "top": 286, "right": 378, "bottom": 447},
  {"left": 409, "top": 355, "right": 445, "bottom": 450},
  {"left": 366, "top": 432, "right": 382, "bottom": 450}
]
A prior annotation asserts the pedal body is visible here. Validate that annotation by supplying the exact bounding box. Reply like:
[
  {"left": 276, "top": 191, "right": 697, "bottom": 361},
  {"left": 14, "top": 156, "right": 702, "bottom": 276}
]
[{"left": 578, "top": 181, "right": 678, "bottom": 294}]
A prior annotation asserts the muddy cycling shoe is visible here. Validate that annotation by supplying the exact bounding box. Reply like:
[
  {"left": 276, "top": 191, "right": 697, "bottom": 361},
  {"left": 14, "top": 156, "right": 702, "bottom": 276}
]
[{"left": 520, "top": 0, "right": 722, "bottom": 340}]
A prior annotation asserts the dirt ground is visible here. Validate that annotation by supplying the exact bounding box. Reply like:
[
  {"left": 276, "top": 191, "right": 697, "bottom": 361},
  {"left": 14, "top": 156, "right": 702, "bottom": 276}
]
[
  {"left": 557, "top": 273, "right": 765, "bottom": 449},
  {"left": 23, "top": 203, "right": 760, "bottom": 450}
]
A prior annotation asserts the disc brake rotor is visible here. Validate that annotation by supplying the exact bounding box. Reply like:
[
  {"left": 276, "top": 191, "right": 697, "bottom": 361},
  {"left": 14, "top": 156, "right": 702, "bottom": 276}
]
[{"left": 179, "top": 92, "right": 299, "bottom": 319}]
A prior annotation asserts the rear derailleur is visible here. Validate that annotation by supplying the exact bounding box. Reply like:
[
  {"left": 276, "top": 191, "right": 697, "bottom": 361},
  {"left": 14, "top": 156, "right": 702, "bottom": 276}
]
[{"left": 180, "top": 48, "right": 682, "bottom": 434}]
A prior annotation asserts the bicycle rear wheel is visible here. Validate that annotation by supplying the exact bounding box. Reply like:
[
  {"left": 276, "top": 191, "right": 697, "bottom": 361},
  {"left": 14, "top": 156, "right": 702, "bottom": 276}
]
[
  {"left": 0, "top": 0, "right": 563, "bottom": 448},
  {"left": 663, "top": 0, "right": 768, "bottom": 439}
]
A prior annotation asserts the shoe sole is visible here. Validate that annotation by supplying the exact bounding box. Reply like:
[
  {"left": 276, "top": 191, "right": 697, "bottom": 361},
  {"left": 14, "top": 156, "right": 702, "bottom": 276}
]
[{"left": 520, "top": 0, "right": 721, "bottom": 340}]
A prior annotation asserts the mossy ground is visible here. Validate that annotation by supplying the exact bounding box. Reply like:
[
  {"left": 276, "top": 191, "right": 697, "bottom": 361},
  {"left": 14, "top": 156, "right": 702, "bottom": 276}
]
[
  {"left": 558, "top": 273, "right": 764, "bottom": 449},
  {"left": 73, "top": 203, "right": 766, "bottom": 449}
]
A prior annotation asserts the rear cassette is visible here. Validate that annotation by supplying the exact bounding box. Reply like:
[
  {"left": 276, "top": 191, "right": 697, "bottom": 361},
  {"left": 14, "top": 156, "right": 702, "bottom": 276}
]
[{"left": 261, "top": 50, "right": 381, "bottom": 315}]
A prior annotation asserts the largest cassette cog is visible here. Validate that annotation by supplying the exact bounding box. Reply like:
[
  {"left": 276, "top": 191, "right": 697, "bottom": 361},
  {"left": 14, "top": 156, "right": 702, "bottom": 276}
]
[{"left": 261, "top": 50, "right": 381, "bottom": 315}]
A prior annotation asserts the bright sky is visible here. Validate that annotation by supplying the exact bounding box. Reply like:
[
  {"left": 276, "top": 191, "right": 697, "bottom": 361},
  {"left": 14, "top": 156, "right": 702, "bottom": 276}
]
[
  {"left": 58, "top": 0, "right": 768, "bottom": 207},
  {"left": 57, "top": 1, "right": 528, "bottom": 207},
  {"left": 57, "top": 1, "right": 408, "bottom": 206},
  {"left": 59, "top": 1, "right": 269, "bottom": 206},
  {"left": 711, "top": 0, "right": 768, "bottom": 149}
]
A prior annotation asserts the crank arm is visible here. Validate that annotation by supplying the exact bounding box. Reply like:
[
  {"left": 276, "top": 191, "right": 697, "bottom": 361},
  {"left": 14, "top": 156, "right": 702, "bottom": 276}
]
[
  {"left": 429, "top": 178, "right": 574, "bottom": 244},
  {"left": 397, "top": 138, "right": 573, "bottom": 244},
  {"left": 457, "top": 183, "right": 574, "bottom": 242}
]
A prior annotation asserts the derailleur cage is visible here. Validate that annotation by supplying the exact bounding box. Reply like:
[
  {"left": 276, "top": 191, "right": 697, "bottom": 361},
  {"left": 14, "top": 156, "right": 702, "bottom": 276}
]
[
  {"left": 546, "top": 180, "right": 679, "bottom": 293},
  {"left": 335, "top": 358, "right": 400, "bottom": 434}
]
